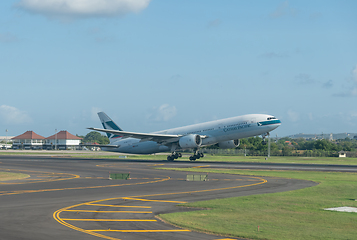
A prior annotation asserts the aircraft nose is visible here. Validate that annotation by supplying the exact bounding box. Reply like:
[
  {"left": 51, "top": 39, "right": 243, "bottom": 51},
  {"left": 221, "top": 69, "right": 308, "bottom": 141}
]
[{"left": 273, "top": 119, "right": 281, "bottom": 130}]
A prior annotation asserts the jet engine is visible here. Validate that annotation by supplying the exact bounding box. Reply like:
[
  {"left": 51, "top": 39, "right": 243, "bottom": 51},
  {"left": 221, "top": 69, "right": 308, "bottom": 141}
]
[
  {"left": 179, "top": 134, "right": 202, "bottom": 148},
  {"left": 218, "top": 139, "right": 240, "bottom": 149}
]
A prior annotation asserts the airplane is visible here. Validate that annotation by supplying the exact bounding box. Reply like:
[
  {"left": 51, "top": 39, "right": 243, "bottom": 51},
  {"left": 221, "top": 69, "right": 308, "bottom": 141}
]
[{"left": 88, "top": 112, "right": 281, "bottom": 161}]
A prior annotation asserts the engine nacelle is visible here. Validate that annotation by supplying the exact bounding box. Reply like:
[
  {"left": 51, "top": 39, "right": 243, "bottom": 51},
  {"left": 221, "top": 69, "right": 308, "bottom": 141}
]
[
  {"left": 179, "top": 134, "right": 202, "bottom": 149},
  {"left": 218, "top": 139, "right": 240, "bottom": 149}
]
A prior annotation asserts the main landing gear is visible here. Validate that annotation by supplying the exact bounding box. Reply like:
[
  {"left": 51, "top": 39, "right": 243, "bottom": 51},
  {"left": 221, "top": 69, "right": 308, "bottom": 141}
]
[
  {"left": 189, "top": 150, "right": 204, "bottom": 161},
  {"left": 167, "top": 152, "right": 182, "bottom": 161},
  {"left": 166, "top": 151, "right": 204, "bottom": 161}
]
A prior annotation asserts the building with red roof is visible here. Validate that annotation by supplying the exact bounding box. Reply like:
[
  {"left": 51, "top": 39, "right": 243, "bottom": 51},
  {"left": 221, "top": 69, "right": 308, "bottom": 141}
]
[
  {"left": 11, "top": 130, "right": 82, "bottom": 150},
  {"left": 44, "top": 131, "right": 82, "bottom": 150},
  {"left": 11, "top": 131, "right": 45, "bottom": 149}
]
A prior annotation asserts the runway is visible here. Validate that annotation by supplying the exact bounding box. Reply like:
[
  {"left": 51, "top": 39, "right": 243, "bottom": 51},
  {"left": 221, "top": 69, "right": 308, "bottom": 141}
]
[{"left": 0, "top": 155, "right": 321, "bottom": 240}]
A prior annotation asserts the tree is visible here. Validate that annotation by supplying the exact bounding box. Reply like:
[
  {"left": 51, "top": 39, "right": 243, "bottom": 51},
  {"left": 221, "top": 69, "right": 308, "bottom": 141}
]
[
  {"left": 82, "top": 131, "right": 109, "bottom": 145},
  {"left": 282, "top": 146, "right": 293, "bottom": 156}
]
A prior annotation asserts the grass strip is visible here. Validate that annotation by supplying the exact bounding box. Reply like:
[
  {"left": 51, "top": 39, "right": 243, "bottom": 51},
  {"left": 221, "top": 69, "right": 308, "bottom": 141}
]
[
  {"left": 1, "top": 151, "right": 357, "bottom": 165},
  {"left": 0, "top": 172, "right": 30, "bottom": 181},
  {"left": 158, "top": 167, "right": 357, "bottom": 240}
]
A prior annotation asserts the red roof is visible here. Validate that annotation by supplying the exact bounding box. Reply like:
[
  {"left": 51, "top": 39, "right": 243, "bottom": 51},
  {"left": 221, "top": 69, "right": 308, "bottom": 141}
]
[
  {"left": 46, "top": 131, "right": 82, "bottom": 140},
  {"left": 12, "top": 131, "right": 45, "bottom": 140}
]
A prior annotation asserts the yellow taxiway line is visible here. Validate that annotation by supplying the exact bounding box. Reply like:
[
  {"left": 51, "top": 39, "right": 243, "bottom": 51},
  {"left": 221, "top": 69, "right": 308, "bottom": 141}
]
[
  {"left": 63, "top": 210, "right": 152, "bottom": 213},
  {"left": 0, "top": 168, "right": 80, "bottom": 185},
  {"left": 122, "top": 197, "right": 187, "bottom": 204},
  {"left": 85, "top": 203, "right": 151, "bottom": 208},
  {"left": 89, "top": 229, "right": 190, "bottom": 233},
  {"left": 54, "top": 175, "right": 267, "bottom": 240},
  {"left": 62, "top": 219, "right": 156, "bottom": 222},
  {"left": 0, "top": 176, "right": 171, "bottom": 196}
]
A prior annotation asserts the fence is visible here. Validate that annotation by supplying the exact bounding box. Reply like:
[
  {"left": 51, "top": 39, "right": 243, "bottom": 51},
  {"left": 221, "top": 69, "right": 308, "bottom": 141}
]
[{"left": 198, "top": 148, "right": 357, "bottom": 158}]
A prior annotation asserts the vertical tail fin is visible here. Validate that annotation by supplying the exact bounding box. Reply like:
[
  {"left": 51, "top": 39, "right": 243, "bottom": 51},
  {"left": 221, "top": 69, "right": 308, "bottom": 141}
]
[{"left": 97, "top": 112, "right": 123, "bottom": 143}]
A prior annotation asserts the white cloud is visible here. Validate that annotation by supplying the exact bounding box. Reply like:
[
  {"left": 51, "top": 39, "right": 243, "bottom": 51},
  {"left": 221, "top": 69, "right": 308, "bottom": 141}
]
[
  {"left": 147, "top": 104, "right": 177, "bottom": 122},
  {"left": 295, "top": 73, "right": 315, "bottom": 85},
  {"left": 287, "top": 109, "right": 299, "bottom": 122},
  {"left": 0, "top": 105, "right": 32, "bottom": 124},
  {"left": 16, "top": 0, "right": 151, "bottom": 19},
  {"left": 270, "top": 1, "right": 297, "bottom": 19},
  {"left": 350, "top": 111, "right": 357, "bottom": 118},
  {"left": 332, "top": 65, "right": 357, "bottom": 97},
  {"left": 322, "top": 80, "right": 333, "bottom": 89}
]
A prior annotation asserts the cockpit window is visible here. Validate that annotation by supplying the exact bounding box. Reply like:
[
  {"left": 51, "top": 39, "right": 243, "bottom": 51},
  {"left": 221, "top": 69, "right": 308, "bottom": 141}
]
[{"left": 267, "top": 117, "right": 276, "bottom": 120}]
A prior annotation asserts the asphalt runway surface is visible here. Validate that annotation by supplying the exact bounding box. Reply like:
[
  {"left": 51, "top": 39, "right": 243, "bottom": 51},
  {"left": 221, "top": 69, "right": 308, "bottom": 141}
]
[{"left": 0, "top": 155, "right": 334, "bottom": 240}]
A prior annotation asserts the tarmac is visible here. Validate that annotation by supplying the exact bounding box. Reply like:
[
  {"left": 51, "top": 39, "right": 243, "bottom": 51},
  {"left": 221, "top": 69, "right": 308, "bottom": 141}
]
[{"left": 0, "top": 155, "right": 321, "bottom": 240}]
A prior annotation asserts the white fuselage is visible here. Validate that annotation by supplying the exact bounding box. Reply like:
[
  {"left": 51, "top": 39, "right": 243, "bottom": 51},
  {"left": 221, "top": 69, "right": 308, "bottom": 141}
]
[{"left": 102, "top": 114, "right": 281, "bottom": 154}]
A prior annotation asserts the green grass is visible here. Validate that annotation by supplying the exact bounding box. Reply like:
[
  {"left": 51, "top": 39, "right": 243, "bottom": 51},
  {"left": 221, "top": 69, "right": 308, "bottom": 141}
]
[
  {"left": 0, "top": 172, "right": 30, "bottom": 181},
  {"left": 187, "top": 155, "right": 357, "bottom": 165},
  {"left": 64, "top": 154, "right": 357, "bottom": 165},
  {"left": 2, "top": 151, "right": 356, "bottom": 165},
  {"left": 158, "top": 168, "right": 357, "bottom": 240}
]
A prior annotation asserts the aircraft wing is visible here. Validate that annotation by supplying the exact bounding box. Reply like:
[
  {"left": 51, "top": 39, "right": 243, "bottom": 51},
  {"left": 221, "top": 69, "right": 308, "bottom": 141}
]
[
  {"left": 80, "top": 143, "right": 119, "bottom": 148},
  {"left": 87, "top": 127, "right": 182, "bottom": 144}
]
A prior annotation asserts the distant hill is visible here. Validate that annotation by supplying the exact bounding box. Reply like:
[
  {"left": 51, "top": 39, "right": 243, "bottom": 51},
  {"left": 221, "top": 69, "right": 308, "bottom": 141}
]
[{"left": 286, "top": 133, "right": 357, "bottom": 140}]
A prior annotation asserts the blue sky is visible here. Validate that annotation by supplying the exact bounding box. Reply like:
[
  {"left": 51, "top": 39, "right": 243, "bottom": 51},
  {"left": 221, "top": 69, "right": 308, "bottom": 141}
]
[{"left": 1, "top": 0, "right": 356, "bottom": 138}]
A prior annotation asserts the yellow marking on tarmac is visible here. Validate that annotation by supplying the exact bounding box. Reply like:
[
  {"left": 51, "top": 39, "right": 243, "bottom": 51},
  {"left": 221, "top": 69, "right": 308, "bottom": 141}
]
[
  {"left": 96, "top": 163, "right": 137, "bottom": 168},
  {"left": 151, "top": 164, "right": 165, "bottom": 166},
  {"left": 54, "top": 209, "right": 120, "bottom": 240},
  {"left": 63, "top": 210, "right": 152, "bottom": 213},
  {"left": 0, "top": 168, "right": 79, "bottom": 185},
  {"left": 215, "top": 238, "right": 237, "bottom": 240},
  {"left": 123, "top": 197, "right": 187, "bottom": 204},
  {"left": 130, "top": 178, "right": 162, "bottom": 180},
  {"left": 85, "top": 177, "right": 107, "bottom": 179},
  {"left": 210, "top": 178, "right": 261, "bottom": 181},
  {"left": 89, "top": 229, "right": 190, "bottom": 233},
  {"left": 0, "top": 176, "right": 171, "bottom": 196},
  {"left": 62, "top": 219, "right": 156, "bottom": 222},
  {"left": 54, "top": 175, "right": 267, "bottom": 240},
  {"left": 85, "top": 203, "right": 151, "bottom": 208},
  {"left": 192, "top": 165, "right": 211, "bottom": 168},
  {"left": 125, "top": 176, "right": 268, "bottom": 200},
  {"left": 53, "top": 177, "right": 172, "bottom": 240}
]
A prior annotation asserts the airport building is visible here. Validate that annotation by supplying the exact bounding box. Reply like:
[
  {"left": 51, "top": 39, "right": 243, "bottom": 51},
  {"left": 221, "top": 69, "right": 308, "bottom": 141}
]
[
  {"left": 11, "top": 130, "right": 82, "bottom": 150},
  {"left": 0, "top": 135, "right": 14, "bottom": 149},
  {"left": 44, "top": 131, "right": 82, "bottom": 150},
  {"left": 11, "top": 131, "right": 45, "bottom": 150}
]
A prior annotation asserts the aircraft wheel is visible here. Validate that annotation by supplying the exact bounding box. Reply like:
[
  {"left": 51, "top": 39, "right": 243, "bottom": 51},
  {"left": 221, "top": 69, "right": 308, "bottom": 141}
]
[
  {"left": 200, "top": 152, "right": 204, "bottom": 158},
  {"left": 178, "top": 153, "right": 182, "bottom": 158},
  {"left": 167, "top": 155, "right": 174, "bottom": 161}
]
